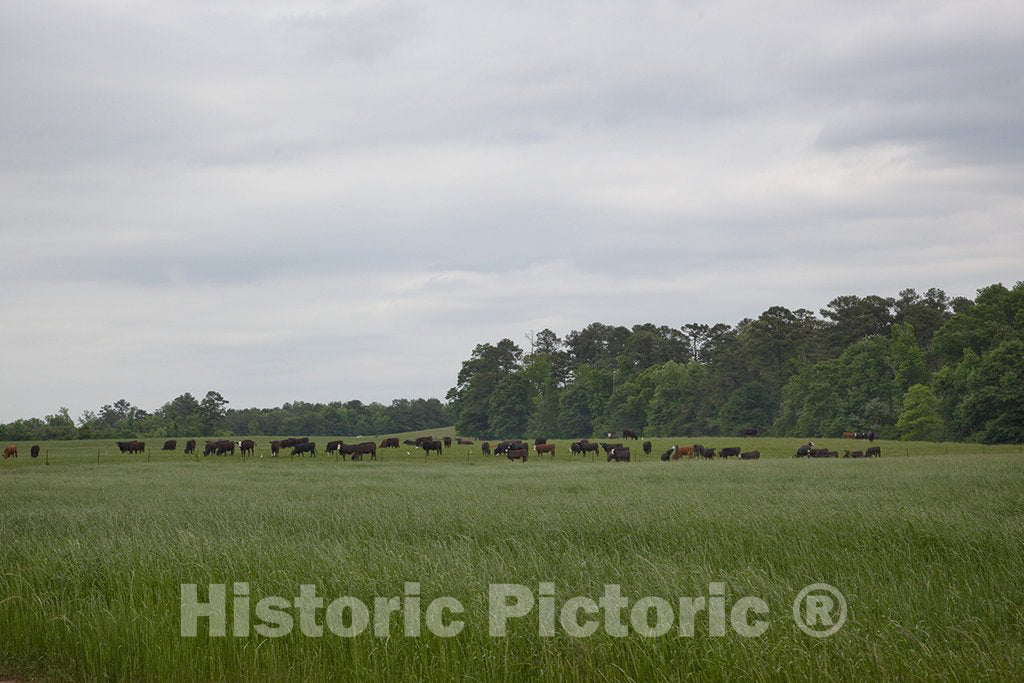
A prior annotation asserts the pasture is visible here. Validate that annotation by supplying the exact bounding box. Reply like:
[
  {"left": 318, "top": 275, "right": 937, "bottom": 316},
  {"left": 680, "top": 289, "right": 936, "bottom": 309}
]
[{"left": 2, "top": 431, "right": 1023, "bottom": 680}]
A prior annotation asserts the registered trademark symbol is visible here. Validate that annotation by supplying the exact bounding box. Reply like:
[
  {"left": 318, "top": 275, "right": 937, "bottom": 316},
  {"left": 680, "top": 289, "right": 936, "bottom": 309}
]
[{"left": 792, "top": 583, "right": 847, "bottom": 637}]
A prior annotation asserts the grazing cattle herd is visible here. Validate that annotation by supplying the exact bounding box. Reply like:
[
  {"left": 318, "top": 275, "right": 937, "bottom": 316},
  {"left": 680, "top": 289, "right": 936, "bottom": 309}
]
[{"left": 1, "top": 429, "right": 886, "bottom": 464}]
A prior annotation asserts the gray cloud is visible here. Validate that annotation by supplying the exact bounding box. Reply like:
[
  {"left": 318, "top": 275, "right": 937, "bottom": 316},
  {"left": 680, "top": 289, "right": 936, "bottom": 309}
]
[{"left": 1, "top": 0, "right": 1022, "bottom": 421}]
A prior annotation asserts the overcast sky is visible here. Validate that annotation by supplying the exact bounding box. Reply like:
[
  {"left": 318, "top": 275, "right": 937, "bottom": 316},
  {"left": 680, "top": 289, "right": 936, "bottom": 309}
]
[{"left": 1, "top": 0, "right": 1022, "bottom": 422}]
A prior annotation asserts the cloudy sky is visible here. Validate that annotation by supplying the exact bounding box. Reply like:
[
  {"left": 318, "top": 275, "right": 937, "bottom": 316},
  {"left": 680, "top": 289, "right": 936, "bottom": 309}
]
[{"left": 1, "top": 0, "right": 1022, "bottom": 421}]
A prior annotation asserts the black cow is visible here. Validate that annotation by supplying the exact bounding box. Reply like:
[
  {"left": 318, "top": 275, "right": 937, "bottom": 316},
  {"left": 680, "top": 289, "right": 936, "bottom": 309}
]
[
  {"left": 481, "top": 442, "right": 491, "bottom": 456},
  {"left": 740, "top": 450, "right": 760, "bottom": 460},
  {"left": 338, "top": 443, "right": 361, "bottom": 460},
  {"left": 404, "top": 439, "right": 417, "bottom": 445},
  {"left": 326, "top": 441, "right": 343, "bottom": 456},
  {"left": 600, "top": 442, "right": 623, "bottom": 454},
  {"left": 494, "top": 440, "right": 526, "bottom": 455},
  {"left": 443, "top": 436, "right": 452, "bottom": 448},
  {"left": 865, "top": 446, "right": 881, "bottom": 457},
  {"left": 184, "top": 439, "right": 196, "bottom": 454},
  {"left": 571, "top": 440, "right": 599, "bottom": 456},
  {"left": 740, "top": 427, "right": 760, "bottom": 436},
  {"left": 238, "top": 439, "right": 255, "bottom": 456},
  {"left": 622, "top": 429, "right": 639, "bottom": 440},
  {"left": 415, "top": 436, "right": 434, "bottom": 446},
  {"left": 270, "top": 440, "right": 281, "bottom": 457},
  {"left": 506, "top": 447, "right": 528, "bottom": 462},
  {"left": 534, "top": 438, "right": 547, "bottom": 446},
  {"left": 215, "top": 440, "right": 235, "bottom": 456},
  {"left": 421, "top": 440, "right": 443, "bottom": 456},
  {"left": 692, "top": 443, "right": 706, "bottom": 458},
  {"left": 162, "top": 440, "right": 177, "bottom": 451},
  {"left": 292, "top": 442, "right": 316, "bottom": 456},
  {"left": 355, "top": 442, "right": 377, "bottom": 460},
  {"left": 456, "top": 438, "right": 474, "bottom": 445},
  {"left": 642, "top": 440, "right": 652, "bottom": 455},
  {"left": 660, "top": 448, "right": 674, "bottom": 461},
  {"left": 608, "top": 446, "right": 631, "bottom": 462},
  {"left": 702, "top": 448, "right": 716, "bottom": 459},
  {"left": 720, "top": 447, "right": 741, "bottom": 459},
  {"left": 795, "top": 442, "right": 815, "bottom": 457},
  {"left": 30, "top": 444, "right": 40, "bottom": 458}
]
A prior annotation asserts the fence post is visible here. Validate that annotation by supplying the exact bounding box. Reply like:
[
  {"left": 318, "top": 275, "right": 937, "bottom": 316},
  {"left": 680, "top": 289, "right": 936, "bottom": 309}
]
[
  {"left": 97, "top": 449, "right": 100, "bottom": 464},
  {"left": 46, "top": 450, "right": 49, "bottom": 466}
]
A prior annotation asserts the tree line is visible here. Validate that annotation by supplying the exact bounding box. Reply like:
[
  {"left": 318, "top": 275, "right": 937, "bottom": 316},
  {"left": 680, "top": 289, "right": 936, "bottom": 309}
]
[
  {"left": 0, "top": 392, "right": 448, "bottom": 441},
  {"left": 446, "top": 283, "right": 1024, "bottom": 444}
]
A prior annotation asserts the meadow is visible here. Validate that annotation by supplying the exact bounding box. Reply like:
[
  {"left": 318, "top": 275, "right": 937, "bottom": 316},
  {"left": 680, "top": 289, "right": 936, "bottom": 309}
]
[{"left": 1, "top": 430, "right": 1023, "bottom": 681}]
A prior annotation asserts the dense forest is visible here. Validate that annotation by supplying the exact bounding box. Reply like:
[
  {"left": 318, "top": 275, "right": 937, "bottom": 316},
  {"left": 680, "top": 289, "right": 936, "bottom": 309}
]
[
  {"left": 4, "top": 282, "right": 1022, "bottom": 444},
  {"left": 0, "top": 394, "right": 447, "bottom": 441},
  {"left": 446, "top": 282, "right": 1024, "bottom": 443}
]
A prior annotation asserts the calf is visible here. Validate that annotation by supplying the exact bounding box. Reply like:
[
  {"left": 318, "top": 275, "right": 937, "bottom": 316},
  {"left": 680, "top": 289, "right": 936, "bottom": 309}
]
[
  {"left": 660, "top": 448, "right": 674, "bottom": 461},
  {"left": 702, "top": 448, "right": 716, "bottom": 459},
  {"left": 269, "top": 441, "right": 280, "bottom": 457},
  {"left": 443, "top": 436, "right": 452, "bottom": 448}
]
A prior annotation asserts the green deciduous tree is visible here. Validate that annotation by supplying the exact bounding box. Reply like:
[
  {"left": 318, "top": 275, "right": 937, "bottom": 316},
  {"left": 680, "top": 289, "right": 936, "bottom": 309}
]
[{"left": 896, "top": 384, "right": 945, "bottom": 441}]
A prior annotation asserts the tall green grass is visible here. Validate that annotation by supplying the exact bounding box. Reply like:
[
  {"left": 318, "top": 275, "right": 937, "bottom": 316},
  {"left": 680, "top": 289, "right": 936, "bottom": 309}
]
[{"left": 1, "top": 434, "right": 1022, "bottom": 680}]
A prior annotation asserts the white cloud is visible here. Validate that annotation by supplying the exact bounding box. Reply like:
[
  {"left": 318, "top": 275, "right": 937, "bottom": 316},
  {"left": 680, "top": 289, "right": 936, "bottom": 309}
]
[{"left": 1, "top": 0, "right": 1022, "bottom": 420}]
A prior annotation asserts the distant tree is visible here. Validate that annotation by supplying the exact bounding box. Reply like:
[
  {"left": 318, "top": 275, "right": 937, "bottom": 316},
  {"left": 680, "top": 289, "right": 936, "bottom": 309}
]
[
  {"left": 896, "top": 384, "right": 945, "bottom": 441},
  {"left": 199, "top": 391, "right": 229, "bottom": 436},
  {"left": 487, "top": 372, "right": 534, "bottom": 439},
  {"left": 716, "top": 382, "right": 776, "bottom": 436},
  {"left": 961, "top": 339, "right": 1024, "bottom": 443}
]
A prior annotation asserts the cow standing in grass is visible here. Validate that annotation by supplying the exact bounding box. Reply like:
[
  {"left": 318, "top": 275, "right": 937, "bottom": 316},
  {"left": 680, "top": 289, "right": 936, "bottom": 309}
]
[{"left": 535, "top": 443, "right": 556, "bottom": 457}]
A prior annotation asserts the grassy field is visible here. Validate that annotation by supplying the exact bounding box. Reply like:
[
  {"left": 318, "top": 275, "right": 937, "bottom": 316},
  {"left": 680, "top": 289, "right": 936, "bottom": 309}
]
[{"left": 2, "top": 430, "right": 1023, "bottom": 680}]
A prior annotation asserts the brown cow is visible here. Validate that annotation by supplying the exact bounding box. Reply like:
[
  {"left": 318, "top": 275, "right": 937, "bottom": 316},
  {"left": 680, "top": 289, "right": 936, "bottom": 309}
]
[
  {"left": 535, "top": 443, "right": 556, "bottom": 457},
  {"left": 238, "top": 439, "right": 255, "bottom": 456},
  {"left": 674, "top": 446, "right": 694, "bottom": 460},
  {"left": 842, "top": 431, "right": 856, "bottom": 439},
  {"left": 3, "top": 445, "right": 17, "bottom": 459}
]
